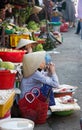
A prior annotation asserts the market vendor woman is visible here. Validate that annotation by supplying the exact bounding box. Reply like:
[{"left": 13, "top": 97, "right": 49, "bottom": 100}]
[
  {"left": 16, "top": 38, "right": 44, "bottom": 53},
  {"left": 16, "top": 39, "right": 40, "bottom": 53},
  {"left": 19, "top": 51, "right": 59, "bottom": 106},
  {"left": 26, "top": 5, "right": 42, "bottom": 24}
]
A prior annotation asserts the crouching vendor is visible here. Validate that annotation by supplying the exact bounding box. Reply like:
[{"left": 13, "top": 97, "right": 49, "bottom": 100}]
[{"left": 19, "top": 51, "right": 59, "bottom": 106}]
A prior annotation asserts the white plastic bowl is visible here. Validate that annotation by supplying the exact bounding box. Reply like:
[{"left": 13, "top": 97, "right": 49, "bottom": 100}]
[{"left": 0, "top": 118, "right": 34, "bottom": 130}]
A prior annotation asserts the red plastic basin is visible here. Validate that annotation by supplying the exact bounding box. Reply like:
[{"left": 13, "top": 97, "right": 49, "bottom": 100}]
[
  {"left": 0, "top": 50, "right": 26, "bottom": 63},
  {"left": 0, "top": 70, "right": 16, "bottom": 89}
]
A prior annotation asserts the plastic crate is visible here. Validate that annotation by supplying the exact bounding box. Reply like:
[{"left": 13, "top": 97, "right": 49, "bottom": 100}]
[
  {"left": 21, "top": 34, "right": 30, "bottom": 39},
  {"left": 0, "top": 70, "right": 16, "bottom": 89},
  {"left": 0, "top": 90, "right": 15, "bottom": 118},
  {"left": 10, "top": 34, "right": 29, "bottom": 47},
  {"left": 10, "top": 34, "right": 21, "bottom": 47},
  {"left": 0, "top": 110, "right": 11, "bottom": 119}
]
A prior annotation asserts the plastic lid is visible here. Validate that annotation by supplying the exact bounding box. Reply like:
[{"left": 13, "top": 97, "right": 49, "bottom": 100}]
[{"left": 48, "top": 22, "right": 61, "bottom": 26}]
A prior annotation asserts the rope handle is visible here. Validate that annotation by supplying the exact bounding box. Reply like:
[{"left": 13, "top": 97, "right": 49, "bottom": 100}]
[
  {"left": 31, "top": 87, "right": 40, "bottom": 97},
  {"left": 25, "top": 92, "right": 35, "bottom": 103}
]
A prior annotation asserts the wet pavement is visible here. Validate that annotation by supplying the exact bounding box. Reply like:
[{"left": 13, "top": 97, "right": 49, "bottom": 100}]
[{"left": 34, "top": 28, "right": 82, "bottom": 130}]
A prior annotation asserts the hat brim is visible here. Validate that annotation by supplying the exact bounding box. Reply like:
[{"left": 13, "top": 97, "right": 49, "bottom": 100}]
[{"left": 16, "top": 39, "right": 38, "bottom": 49}]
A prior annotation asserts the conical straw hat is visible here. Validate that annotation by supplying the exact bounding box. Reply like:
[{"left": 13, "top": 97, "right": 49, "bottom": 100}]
[
  {"left": 31, "top": 6, "right": 42, "bottom": 14},
  {"left": 16, "top": 39, "right": 37, "bottom": 49},
  {"left": 23, "top": 51, "right": 46, "bottom": 77}
]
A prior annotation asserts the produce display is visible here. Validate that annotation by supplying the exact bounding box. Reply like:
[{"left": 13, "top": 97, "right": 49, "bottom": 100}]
[
  {"left": 0, "top": 48, "right": 26, "bottom": 63},
  {"left": 2, "top": 22, "right": 29, "bottom": 34},
  {"left": 59, "top": 95, "right": 77, "bottom": 104},
  {"left": 27, "top": 21, "right": 40, "bottom": 31},
  {"left": 33, "top": 44, "right": 44, "bottom": 52},
  {"left": 0, "top": 61, "right": 15, "bottom": 70},
  {"left": 13, "top": 26, "right": 29, "bottom": 34}
]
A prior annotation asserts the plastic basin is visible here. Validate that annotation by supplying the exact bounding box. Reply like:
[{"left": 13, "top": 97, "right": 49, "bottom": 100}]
[{"left": 0, "top": 118, "right": 34, "bottom": 130}]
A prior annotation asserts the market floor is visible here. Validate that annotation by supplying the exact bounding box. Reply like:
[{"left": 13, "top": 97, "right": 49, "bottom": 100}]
[{"left": 34, "top": 28, "right": 82, "bottom": 130}]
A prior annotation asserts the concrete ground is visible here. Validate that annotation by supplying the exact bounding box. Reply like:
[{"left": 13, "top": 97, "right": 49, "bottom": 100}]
[{"left": 34, "top": 28, "right": 82, "bottom": 130}]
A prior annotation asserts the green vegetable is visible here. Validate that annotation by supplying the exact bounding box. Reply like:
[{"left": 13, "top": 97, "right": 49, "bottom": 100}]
[
  {"left": 0, "top": 61, "right": 15, "bottom": 70},
  {"left": 43, "top": 38, "right": 55, "bottom": 51},
  {"left": 33, "top": 44, "right": 44, "bottom": 52},
  {"left": 27, "top": 21, "right": 39, "bottom": 31}
]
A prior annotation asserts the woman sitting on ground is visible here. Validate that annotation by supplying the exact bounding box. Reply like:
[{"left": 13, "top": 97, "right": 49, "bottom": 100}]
[{"left": 19, "top": 51, "right": 59, "bottom": 106}]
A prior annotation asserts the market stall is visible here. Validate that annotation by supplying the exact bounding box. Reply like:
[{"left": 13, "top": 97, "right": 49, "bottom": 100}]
[
  {"left": 50, "top": 84, "right": 80, "bottom": 116},
  {"left": 0, "top": 0, "right": 81, "bottom": 126},
  {"left": 50, "top": 97, "right": 80, "bottom": 116}
]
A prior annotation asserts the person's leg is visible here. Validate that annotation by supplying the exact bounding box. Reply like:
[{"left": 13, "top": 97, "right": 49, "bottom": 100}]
[
  {"left": 75, "top": 20, "right": 80, "bottom": 34},
  {"left": 80, "top": 21, "right": 82, "bottom": 39}
]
